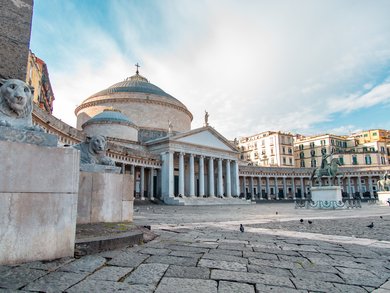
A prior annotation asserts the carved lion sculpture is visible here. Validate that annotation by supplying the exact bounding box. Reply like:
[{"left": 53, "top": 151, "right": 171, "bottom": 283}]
[
  {"left": 73, "top": 135, "right": 115, "bottom": 166},
  {"left": 0, "top": 79, "right": 41, "bottom": 130}
]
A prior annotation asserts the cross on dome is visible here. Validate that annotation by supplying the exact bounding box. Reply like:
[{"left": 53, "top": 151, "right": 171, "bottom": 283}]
[{"left": 135, "top": 63, "right": 140, "bottom": 75}]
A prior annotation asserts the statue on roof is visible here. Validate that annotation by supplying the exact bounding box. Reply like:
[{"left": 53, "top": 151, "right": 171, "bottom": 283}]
[
  {"left": 204, "top": 110, "right": 209, "bottom": 126},
  {"left": 168, "top": 120, "right": 173, "bottom": 134}
]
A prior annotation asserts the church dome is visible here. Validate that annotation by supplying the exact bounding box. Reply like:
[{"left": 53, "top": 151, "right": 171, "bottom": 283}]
[
  {"left": 81, "top": 108, "right": 139, "bottom": 142},
  {"left": 75, "top": 67, "right": 192, "bottom": 141}
]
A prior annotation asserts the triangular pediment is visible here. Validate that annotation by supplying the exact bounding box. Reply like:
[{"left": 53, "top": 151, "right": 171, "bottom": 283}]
[{"left": 173, "top": 127, "right": 237, "bottom": 152}]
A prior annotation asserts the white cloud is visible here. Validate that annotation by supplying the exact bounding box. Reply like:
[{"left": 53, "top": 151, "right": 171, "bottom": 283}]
[{"left": 31, "top": 0, "right": 390, "bottom": 138}]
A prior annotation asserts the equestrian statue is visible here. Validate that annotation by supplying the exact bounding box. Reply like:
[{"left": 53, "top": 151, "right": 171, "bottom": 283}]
[
  {"left": 377, "top": 171, "right": 390, "bottom": 191},
  {"left": 310, "top": 152, "right": 342, "bottom": 186}
]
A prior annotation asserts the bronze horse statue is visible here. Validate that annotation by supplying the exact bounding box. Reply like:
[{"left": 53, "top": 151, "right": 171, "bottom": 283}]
[{"left": 310, "top": 158, "right": 342, "bottom": 186}]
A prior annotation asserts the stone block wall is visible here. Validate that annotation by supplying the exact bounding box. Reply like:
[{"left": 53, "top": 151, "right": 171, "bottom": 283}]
[{"left": 0, "top": 0, "right": 33, "bottom": 80}]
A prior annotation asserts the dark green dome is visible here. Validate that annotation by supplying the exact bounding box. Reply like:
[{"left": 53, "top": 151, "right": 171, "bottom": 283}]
[{"left": 82, "top": 109, "right": 136, "bottom": 128}]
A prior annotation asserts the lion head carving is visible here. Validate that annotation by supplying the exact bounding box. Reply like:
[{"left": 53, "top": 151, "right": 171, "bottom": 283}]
[
  {"left": 0, "top": 79, "right": 34, "bottom": 129},
  {"left": 73, "top": 135, "right": 115, "bottom": 166}
]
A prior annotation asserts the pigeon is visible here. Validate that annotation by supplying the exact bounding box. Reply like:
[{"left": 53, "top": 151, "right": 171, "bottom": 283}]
[
  {"left": 276, "top": 211, "right": 278, "bottom": 215},
  {"left": 134, "top": 207, "right": 140, "bottom": 212},
  {"left": 240, "top": 224, "right": 245, "bottom": 233},
  {"left": 300, "top": 219, "right": 304, "bottom": 223},
  {"left": 380, "top": 216, "right": 383, "bottom": 219},
  {"left": 367, "top": 222, "right": 374, "bottom": 228},
  {"left": 308, "top": 220, "right": 313, "bottom": 224}
]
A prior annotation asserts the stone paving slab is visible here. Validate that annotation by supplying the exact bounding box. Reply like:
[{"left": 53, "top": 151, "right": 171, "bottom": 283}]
[
  {"left": 247, "top": 264, "right": 292, "bottom": 277},
  {"left": 58, "top": 255, "right": 106, "bottom": 273},
  {"left": 255, "top": 283, "right": 308, "bottom": 293},
  {"left": 145, "top": 255, "right": 199, "bottom": 266},
  {"left": 24, "top": 271, "right": 89, "bottom": 292},
  {"left": 155, "top": 277, "right": 217, "bottom": 293},
  {"left": 124, "top": 263, "right": 168, "bottom": 285},
  {"left": 87, "top": 266, "right": 133, "bottom": 281},
  {"left": 108, "top": 252, "right": 149, "bottom": 267},
  {"left": 66, "top": 279, "right": 154, "bottom": 293},
  {"left": 218, "top": 280, "right": 255, "bottom": 293},
  {"left": 164, "top": 265, "right": 210, "bottom": 279},
  {"left": 198, "top": 258, "right": 247, "bottom": 272},
  {"left": 202, "top": 252, "right": 248, "bottom": 264},
  {"left": 0, "top": 267, "right": 47, "bottom": 290}
]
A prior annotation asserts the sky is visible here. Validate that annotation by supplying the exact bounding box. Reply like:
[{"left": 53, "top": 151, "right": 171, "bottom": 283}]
[{"left": 29, "top": 0, "right": 390, "bottom": 140}]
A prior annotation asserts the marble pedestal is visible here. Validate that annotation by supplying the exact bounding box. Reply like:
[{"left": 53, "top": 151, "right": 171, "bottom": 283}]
[
  {"left": 310, "top": 186, "right": 343, "bottom": 209},
  {"left": 0, "top": 140, "right": 80, "bottom": 265},
  {"left": 377, "top": 191, "right": 390, "bottom": 206},
  {"left": 77, "top": 171, "right": 134, "bottom": 224}
]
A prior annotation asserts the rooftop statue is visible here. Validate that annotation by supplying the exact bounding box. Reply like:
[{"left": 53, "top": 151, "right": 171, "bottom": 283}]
[
  {"left": 378, "top": 171, "right": 390, "bottom": 191},
  {"left": 0, "top": 79, "right": 41, "bottom": 131},
  {"left": 73, "top": 135, "right": 115, "bottom": 166},
  {"left": 310, "top": 151, "right": 342, "bottom": 186},
  {"left": 204, "top": 110, "right": 209, "bottom": 126}
]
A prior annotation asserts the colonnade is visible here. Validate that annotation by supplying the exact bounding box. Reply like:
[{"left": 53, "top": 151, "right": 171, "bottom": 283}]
[
  {"left": 239, "top": 174, "right": 379, "bottom": 200},
  {"left": 161, "top": 151, "right": 240, "bottom": 199}
]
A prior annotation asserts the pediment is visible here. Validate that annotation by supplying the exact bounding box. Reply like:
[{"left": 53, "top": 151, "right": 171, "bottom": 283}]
[{"left": 174, "top": 129, "right": 236, "bottom": 152}]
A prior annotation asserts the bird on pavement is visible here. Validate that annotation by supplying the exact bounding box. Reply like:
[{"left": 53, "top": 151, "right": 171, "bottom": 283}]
[
  {"left": 300, "top": 219, "right": 304, "bottom": 223},
  {"left": 367, "top": 222, "right": 374, "bottom": 228},
  {"left": 308, "top": 220, "right": 313, "bottom": 224},
  {"left": 240, "top": 224, "right": 245, "bottom": 233},
  {"left": 276, "top": 211, "right": 278, "bottom": 215},
  {"left": 380, "top": 216, "right": 383, "bottom": 219}
]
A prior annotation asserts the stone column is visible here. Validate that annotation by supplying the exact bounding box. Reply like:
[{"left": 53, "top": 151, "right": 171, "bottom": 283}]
[
  {"left": 282, "top": 177, "right": 287, "bottom": 199},
  {"left": 149, "top": 168, "right": 155, "bottom": 200},
  {"left": 140, "top": 166, "right": 145, "bottom": 200},
  {"left": 217, "top": 158, "right": 223, "bottom": 197},
  {"left": 225, "top": 159, "right": 231, "bottom": 197},
  {"left": 243, "top": 176, "right": 247, "bottom": 199},
  {"left": 178, "top": 152, "right": 185, "bottom": 196},
  {"left": 348, "top": 176, "right": 352, "bottom": 199},
  {"left": 300, "top": 177, "right": 304, "bottom": 199},
  {"left": 189, "top": 154, "right": 195, "bottom": 197},
  {"left": 199, "top": 156, "right": 205, "bottom": 197},
  {"left": 131, "top": 165, "right": 136, "bottom": 198},
  {"left": 275, "top": 177, "right": 279, "bottom": 200},
  {"left": 233, "top": 160, "right": 240, "bottom": 196},
  {"left": 161, "top": 151, "right": 174, "bottom": 200},
  {"left": 266, "top": 176, "right": 270, "bottom": 200},
  {"left": 250, "top": 176, "right": 255, "bottom": 200},
  {"left": 368, "top": 175, "right": 374, "bottom": 199},
  {"left": 291, "top": 177, "right": 296, "bottom": 200},
  {"left": 208, "top": 157, "right": 215, "bottom": 197},
  {"left": 358, "top": 176, "right": 362, "bottom": 198},
  {"left": 257, "top": 176, "right": 262, "bottom": 200}
]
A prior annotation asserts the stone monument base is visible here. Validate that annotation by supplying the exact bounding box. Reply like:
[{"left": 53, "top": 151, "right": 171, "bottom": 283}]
[
  {"left": 77, "top": 171, "right": 134, "bottom": 224},
  {"left": 310, "top": 186, "right": 344, "bottom": 209},
  {"left": 0, "top": 140, "right": 80, "bottom": 265},
  {"left": 377, "top": 191, "right": 390, "bottom": 206}
]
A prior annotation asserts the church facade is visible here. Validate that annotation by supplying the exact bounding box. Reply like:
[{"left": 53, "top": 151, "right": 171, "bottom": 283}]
[{"left": 31, "top": 68, "right": 389, "bottom": 205}]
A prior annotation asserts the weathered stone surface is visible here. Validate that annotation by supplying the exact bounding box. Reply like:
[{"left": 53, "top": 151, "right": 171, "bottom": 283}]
[
  {"left": 88, "top": 266, "right": 133, "bottom": 281},
  {"left": 217, "top": 244, "right": 252, "bottom": 251},
  {"left": 198, "top": 258, "right": 247, "bottom": 272},
  {"left": 202, "top": 252, "right": 248, "bottom": 264},
  {"left": 290, "top": 277, "right": 336, "bottom": 292},
  {"left": 59, "top": 256, "right": 106, "bottom": 273},
  {"left": 0, "top": 267, "right": 46, "bottom": 289},
  {"left": 381, "top": 280, "right": 390, "bottom": 290},
  {"left": 211, "top": 270, "right": 294, "bottom": 287},
  {"left": 139, "top": 247, "right": 171, "bottom": 256},
  {"left": 108, "top": 252, "right": 149, "bottom": 267},
  {"left": 169, "top": 250, "right": 203, "bottom": 258},
  {"left": 252, "top": 247, "right": 300, "bottom": 256},
  {"left": 255, "top": 283, "right": 307, "bottom": 293},
  {"left": 208, "top": 249, "right": 242, "bottom": 256},
  {"left": 0, "top": 126, "right": 57, "bottom": 146},
  {"left": 145, "top": 255, "right": 198, "bottom": 266},
  {"left": 243, "top": 251, "right": 279, "bottom": 260},
  {"left": 300, "top": 263, "right": 340, "bottom": 274},
  {"left": 248, "top": 257, "right": 302, "bottom": 270},
  {"left": 248, "top": 264, "right": 292, "bottom": 277},
  {"left": 291, "top": 269, "right": 344, "bottom": 283},
  {"left": 167, "top": 244, "right": 209, "bottom": 253},
  {"left": 67, "top": 279, "right": 131, "bottom": 293},
  {"left": 0, "top": 0, "right": 33, "bottom": 80},
  {"left": 22, "top": 257, "right": 73, "bottom": 271},
  {"left": 24, "top": 271, "right": 88, "bottom": 292},
  {"left": 124, "top": 263, "right": 168, "bottom": 285},
  {"left": 333, "top": 283, "right": 367, "bottom": 293},
  {"left": 155, "top": 277, "right": 217, "bottom": 293},
  {"left": 165, "top": 265, "right": 210, "bottom": 279},
  {"left": 219, "top": 281, "right": 255, "bottom": 293}
]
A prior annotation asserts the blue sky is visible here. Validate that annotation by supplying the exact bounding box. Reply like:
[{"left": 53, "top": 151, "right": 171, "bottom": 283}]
[{"left": 30, "top": 0, "right": 390, "bottom": 139}]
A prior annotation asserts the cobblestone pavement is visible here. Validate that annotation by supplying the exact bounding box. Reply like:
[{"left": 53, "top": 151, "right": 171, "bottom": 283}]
[{"left": 1, "top": 203, "right": 390, "bottom": 292}]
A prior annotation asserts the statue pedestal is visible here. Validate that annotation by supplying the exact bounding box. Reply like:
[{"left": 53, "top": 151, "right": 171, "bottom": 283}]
[
  {"left": 377, "top": 191, "right": 390, "bottom": 206},
  {"left": 0, "top": 140, "right": 80, "bottom": 265},
  {"left": 77, "top": 171, "right": 134, "bottom": 224},
  {"left": 310, "top": 186, "right": 344, "bottom": 209}
]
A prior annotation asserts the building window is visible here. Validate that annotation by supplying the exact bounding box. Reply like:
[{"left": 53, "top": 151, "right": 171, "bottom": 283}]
[
  {"left": 381, "top": 146, "right": 385, "bottom": 153},
  {"left": 365, "top": 155, "right": 372, "bottom": 165},
  {"left": 373, "top": 132, "right": 377, "bottom": 136},
  {"left": 321, "top": 148, "right": 327, "bottom": 155},
  {"left": 300, "top": 152, "right": 304, "bottom": 158},
  {"left": 300, "top": 160, "right": 305, "bottom": 167},
  {"left": 310, "top": 150, "right": 315, "bottom": 157},
  {"left": 352, "top": 155, "right": 357, "bottom": 165},
  {"left": 283, "top": 157, "right": 286, "bottom": 164},
  {"left": 289, "top": 158, "right": 293, "bottom": 165},
  {"left": 311, "top": 159, "right": 316, "bottom": 168},
  {"left": 299, "top": 144, "right": 304, "bottom": 150},
  {"left": 288, "top": 148, "right": 292, "bottom": 154},
  {"left": 339, "top": 156, "right": 344, "bottom": 165},
  {"left": 282, "top": 147, "right": 286, "bottom": 154},
  {"left": 381, "top": 157, "right": 385, "bottom": 164},
  {"left": 310, "top": 142, "right": 315, "bottom": 148}
]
